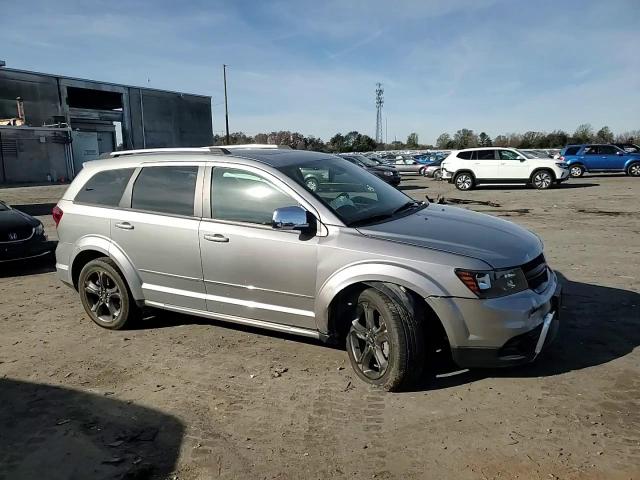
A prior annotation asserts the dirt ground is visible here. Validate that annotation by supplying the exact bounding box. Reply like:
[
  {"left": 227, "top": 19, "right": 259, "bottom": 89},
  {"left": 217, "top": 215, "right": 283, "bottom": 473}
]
[{"left": 1, "top": 174, "right": 638, "bottom": 480}]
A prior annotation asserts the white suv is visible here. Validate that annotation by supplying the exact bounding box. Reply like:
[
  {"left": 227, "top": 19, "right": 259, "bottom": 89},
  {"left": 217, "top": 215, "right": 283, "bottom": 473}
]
[{"left": 441, "top": 147, "right": 570, "bottom": 190}]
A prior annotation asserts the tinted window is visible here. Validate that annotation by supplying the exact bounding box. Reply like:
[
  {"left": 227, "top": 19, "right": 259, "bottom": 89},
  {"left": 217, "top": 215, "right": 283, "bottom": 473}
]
[
  {"left": 457, "top": 151, "right": 473, "bottom": 159},
  {"left": 584, "top": 146, "right": 598, "bottom": 155},
  {"left": 211, "top": 168, "right": 296, "bottom": 225},
  {"left": 597, "top": 145, "right": 619, "bottom": 155},
  {"left": 499, "top": 150, "right": 521, "bottom": 160},
  {"left": 75, "top": 168, "right": 134, "bottom": 206},
  {"left": 131, "top": 166, "right": 198, "bottom": 216},
  {"left": 564, "top": 146, "right": 580, "bottom": 155},
  {"left": 477, "top": 149, "right": 496, "bottom": 160}
]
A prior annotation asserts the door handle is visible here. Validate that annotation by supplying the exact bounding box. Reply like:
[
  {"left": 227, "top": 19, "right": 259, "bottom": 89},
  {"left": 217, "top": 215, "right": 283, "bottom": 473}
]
[
  {"left": 204, "top": 233, "right": 229, "bottom": 243},
  {"left": 115, "top": 222, "right": 134, "bottom": 230}
]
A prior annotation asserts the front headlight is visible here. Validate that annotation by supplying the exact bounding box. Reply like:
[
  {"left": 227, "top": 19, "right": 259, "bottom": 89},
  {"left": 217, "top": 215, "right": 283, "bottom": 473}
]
[
  {"left": 455, "top": 268, "right": 528, "bottom": 298},
  {"left": 383, "top": 171, "right": 393, "bottom": 176}
]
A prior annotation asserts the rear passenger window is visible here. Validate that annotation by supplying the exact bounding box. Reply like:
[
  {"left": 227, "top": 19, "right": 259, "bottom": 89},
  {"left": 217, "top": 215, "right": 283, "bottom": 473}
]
[
  {"left": 75, "top": 168, "right": 134, "bottom": 206},
  {"left": 457, "top": 151, "right": 472, "bottom": 159},
  {"left": 131, "top": 166, "right": 198, "bottom": 216},
  {"left": 564, "top": 147, "right": 580, "bottom": 155},
  {"left": 477, "top": 150, "right": 496, "bottom": 160}
]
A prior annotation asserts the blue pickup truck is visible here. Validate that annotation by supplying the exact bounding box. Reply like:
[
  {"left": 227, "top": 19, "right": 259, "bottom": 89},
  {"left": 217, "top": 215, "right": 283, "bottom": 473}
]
[{"left": 561, "top": 144, "right": 640, "bottom": 177}]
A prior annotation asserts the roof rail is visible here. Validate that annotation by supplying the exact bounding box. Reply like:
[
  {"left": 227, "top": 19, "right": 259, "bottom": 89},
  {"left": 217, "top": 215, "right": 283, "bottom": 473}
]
[
  {"left": 105, "top": 147, "right": 230, "bottom": 158},
  {"left": 213, "top": 144, "right": 292, "bottom": 150}
]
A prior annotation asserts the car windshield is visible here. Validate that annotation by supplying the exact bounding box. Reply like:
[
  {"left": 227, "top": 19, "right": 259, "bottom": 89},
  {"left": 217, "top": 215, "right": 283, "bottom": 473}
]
[
  {"left": 276, "top": 157, "right": 424, "bottom": 227},
  {"left": 521, "top": 151, "right": 540, "bottom": 159}
]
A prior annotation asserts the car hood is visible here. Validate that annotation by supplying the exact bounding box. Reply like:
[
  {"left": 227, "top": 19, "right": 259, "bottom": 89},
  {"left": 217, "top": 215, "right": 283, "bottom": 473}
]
[
  {"left": 357, "top": 205, "right": 542, "bottom": 269},
  {"left": 0, "top": 206, "right": 39, "bottom": 230}
]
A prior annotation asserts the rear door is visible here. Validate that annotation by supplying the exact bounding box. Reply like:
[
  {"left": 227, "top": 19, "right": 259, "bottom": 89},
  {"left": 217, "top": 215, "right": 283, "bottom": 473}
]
[
  {"left": 498, "top": 149, "right": 529, "bottom": 181},
  {"left": 472, "top": 149, "right": 500, "bottom": 179},
  {"left": 582, "top": 145, "right": 603, "bottom": 169},
  {"left": 110, "top": 163, "right": 206, "bottom": 310}
]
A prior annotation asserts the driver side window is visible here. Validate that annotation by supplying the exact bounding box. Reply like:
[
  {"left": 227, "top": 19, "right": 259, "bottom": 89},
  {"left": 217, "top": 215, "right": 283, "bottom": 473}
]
[{"left": 211, "top": 167, "right": 296, "bottom": 225}]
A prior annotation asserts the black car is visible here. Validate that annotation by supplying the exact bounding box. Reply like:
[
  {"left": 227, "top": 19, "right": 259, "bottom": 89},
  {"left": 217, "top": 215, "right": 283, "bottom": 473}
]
[
  {"left": 340, "top": 154, "right": 401, "bottom": 186},
  {"left": 0, "top": 201, "right": 51, "bottom": 263},
  {"left": 613, "top": 143, "right": 640, "bottom": 154}
]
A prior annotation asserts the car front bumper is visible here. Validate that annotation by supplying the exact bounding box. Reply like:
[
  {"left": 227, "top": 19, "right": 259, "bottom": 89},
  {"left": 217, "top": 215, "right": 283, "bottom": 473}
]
[
  {"left": 0, "top": 238, "right": 52, "bottom": 263},
  {"left": 429, "top": 270, "right": 562, "bottom": 368}
]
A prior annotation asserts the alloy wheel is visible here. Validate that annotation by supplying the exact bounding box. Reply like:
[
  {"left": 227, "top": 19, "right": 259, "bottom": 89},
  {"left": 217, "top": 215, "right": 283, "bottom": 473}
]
[
  {"left": 347, "top": 301, "right": 390, "bottom": 380},
  {"left": 570, "top": 166, "right": 583, "bottom": 177},
  {"left": 456, "top": 174, "right": 472, "bottom": 190},
  {"left": 533, "top": 171, "right": 552, "bottom": 189},
  {"left": 83, "top": 270, "right": 122, "bottom": 324},
  {"left": 629, "top": 163, "right": 640, "bottom": 176},
  {"left": 434, "top": 169, "right": 443, "bottom": 180}
]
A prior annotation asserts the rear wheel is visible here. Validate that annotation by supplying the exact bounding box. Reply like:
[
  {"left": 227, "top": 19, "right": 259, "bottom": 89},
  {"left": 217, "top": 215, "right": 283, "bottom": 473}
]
[
  {"left": 346, "top": 288, "right": 425, "bottom": 391},
  {"left": 569, "top": 164, "right": 585, "bottom": 177},
  {"left": 419, "top": 167, "right": 426, "bottom": 176},
  {"left": 454, "top": 172, "right": 474, "bottom": 191},
  {"left": 433, "top": 169, "right": 443, "bottom": 181},
  {"left": 531, "top": 170, "right": 554, "bottom": 189},
  {"left": 305, "top": 176, "right": 319, "bottom": 191},
  {"left": 78, "top": 257, "right": 140, "bottom": 330},
  {"left": 626, "top": 162, "right": 640, "bottom": 177}
]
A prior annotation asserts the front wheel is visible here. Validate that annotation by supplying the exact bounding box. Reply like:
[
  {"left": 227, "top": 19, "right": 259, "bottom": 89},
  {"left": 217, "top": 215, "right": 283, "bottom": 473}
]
[
  {"left": 531, "top": 170, "right": 554, "bottom": 189},
  {"left": 433, "top": 169, "right": 443, "bottom": 181},
  {"left": 78, "top": 257, "right": 140, "bottom": 330},
  {"left": 346, "top": 288, "right": 425, "bottom": 391},
  {"left": 454, "top": 172, "right": 474, "bottom": 190},
  {"left": 627, "top": 162, "right": 640, "bottom": 177}
]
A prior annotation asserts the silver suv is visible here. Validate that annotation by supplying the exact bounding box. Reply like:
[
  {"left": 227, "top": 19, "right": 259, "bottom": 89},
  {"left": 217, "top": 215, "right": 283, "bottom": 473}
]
[{"left": 54, "top": 146, "right": 561, "bottom": 391}]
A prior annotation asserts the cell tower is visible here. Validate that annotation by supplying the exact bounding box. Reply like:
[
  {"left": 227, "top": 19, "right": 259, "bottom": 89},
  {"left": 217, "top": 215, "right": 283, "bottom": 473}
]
[{"left": 375, "top": 83, "right": 384, "bottom": 144}]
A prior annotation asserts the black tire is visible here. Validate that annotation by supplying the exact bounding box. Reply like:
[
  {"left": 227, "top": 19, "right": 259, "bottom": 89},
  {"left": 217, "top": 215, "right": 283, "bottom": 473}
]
[
  {"left": 530, "top": 169, "right": 554, "bottom": 190},
  {"left": 305, "top": 176, "right": 319, "bottom": 191},
  {"left": 419, "top": 167, "right": 426, "bottom": 176},
  {"left": 569, "top": 164, "right": 585, "bottom": 178},
  {"left": 346, "top": 288, "right": 425, "bottom": 391},
  {"left": 433, "top": 169, "right": 443, "bottom": 181},
  {"left": 78, "top": 257, "right": 140, "bottom": 330},
  {"left": 454, "top": 172, "right": 474, "bottom": 191},
  {"left": 626, "top": 162, "right": 640, "bottom": 177}
]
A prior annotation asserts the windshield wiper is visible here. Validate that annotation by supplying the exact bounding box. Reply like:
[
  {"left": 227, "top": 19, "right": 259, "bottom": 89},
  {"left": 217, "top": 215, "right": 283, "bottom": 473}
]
[
  {"left": 348, "top": 213, "right": 394, "bottom": 227},
  {"left": 391, "top": 201, "right": 423, "bottom": 216}
]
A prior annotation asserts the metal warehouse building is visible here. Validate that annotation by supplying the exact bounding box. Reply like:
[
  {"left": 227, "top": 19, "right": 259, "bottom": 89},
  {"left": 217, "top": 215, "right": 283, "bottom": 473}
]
[{"left": 0, "top": 67, "right": 213, "bottom": 183}]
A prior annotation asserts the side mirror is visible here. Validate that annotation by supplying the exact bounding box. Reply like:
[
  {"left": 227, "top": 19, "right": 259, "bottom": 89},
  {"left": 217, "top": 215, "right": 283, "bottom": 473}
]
[
  {"left": 272, "top": 206, "right": 311, "bottom": 231},
  {"left": 518, "top": 157, "right": 527, "bottom": 161}
]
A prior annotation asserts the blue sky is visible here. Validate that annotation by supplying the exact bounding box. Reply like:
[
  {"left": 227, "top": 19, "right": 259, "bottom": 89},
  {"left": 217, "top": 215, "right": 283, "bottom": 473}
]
[{"left": 2, "top": 0, "right": 639, "bottom": 143}]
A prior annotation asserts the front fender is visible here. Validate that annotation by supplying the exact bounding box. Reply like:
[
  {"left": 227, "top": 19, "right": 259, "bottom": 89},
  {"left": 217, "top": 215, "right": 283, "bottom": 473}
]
[
  {"left": 70, "top": 235, "right": 144, "bottom": 300},
  {"left": 315, "top": 261, "right": 449, "bottom": 334}
]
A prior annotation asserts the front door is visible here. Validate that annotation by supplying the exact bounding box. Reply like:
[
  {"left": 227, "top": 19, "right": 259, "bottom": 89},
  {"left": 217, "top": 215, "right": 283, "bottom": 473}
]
[
  {"left": 597, "top": 145, "right": 626, "bottom": 170},
  {"left": 199, "top": 166, "right": 318, "bottom": 329},
  {"left": 498, "top": 149, "right": 530, "bottom": 180},
  {"left": 110, "top": 164, "right": 206, "bottom": 310}
]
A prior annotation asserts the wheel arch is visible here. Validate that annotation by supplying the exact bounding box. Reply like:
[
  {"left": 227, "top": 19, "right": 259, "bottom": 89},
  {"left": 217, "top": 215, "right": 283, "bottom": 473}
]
[
  {"left": 316, "top": 263, "right": 455, "bottom": 345},
  {"left": 624, "top": 158, "right": 640, "bottom": 173},
  {"left": 70, "top": 236, "right": 144, "bottom": 300}
]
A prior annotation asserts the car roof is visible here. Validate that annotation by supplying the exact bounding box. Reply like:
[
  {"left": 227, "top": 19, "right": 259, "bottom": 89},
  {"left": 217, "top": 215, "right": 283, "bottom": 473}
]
[{"left": 454, "top": 147, "right": 516, "bottom": 152}]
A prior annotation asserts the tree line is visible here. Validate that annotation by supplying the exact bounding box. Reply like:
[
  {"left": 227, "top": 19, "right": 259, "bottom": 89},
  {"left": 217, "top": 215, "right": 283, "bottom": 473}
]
[
  {"left": 435, "top": 125, "right": 640, "bottom": 150},
  {"left": 212, "top": 124, "right": 639, "bottom": 153}
]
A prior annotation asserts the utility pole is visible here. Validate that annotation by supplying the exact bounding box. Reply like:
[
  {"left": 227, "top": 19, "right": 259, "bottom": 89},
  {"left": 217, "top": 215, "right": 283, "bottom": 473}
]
[{"left": 223, "top": 64, "right": 230, "bottom": 145}]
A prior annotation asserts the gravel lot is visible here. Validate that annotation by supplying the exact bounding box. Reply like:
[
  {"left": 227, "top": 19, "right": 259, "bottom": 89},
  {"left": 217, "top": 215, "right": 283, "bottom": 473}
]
[{"left": 1, "top": 174, "right": 638, "bottom": 480}]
